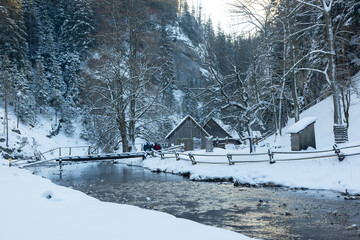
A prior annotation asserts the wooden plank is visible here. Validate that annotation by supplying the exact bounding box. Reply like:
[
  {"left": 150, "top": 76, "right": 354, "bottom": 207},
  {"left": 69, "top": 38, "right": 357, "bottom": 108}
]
[{"left": 55, "top": 152, "right": 146, "bottom": 162}]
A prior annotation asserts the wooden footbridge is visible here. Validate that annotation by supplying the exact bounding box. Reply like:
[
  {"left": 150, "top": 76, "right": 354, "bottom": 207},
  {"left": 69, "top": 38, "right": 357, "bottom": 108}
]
[
  {"left": 13, "top": 146, "right": 146, "bottom": 168},
  {"left": 57, "top": 152, "right": 146, "bottom": 162},
  {"left": 56, "top": 152, "right": 146, "bottom": 170}
]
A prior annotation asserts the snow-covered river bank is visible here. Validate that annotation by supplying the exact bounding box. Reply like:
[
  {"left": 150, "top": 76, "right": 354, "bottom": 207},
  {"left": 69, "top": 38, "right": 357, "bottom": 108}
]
[
  {"left": 29, "top": 161, "right": 360, "bottom": 239},
  {"left": 0, "top": 162, "right": 251, "bottom": 240}
]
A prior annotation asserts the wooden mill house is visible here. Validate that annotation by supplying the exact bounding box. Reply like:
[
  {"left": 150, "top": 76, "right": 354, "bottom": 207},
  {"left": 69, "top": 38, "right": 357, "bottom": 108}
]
[{"left": 165, "top": 116, "right": 210, "bottom": 151}]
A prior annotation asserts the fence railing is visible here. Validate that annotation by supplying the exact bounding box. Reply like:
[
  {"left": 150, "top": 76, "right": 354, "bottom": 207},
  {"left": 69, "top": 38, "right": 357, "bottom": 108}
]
[{"left": 152, "top": 144, "right": 360, "bottom": 166}]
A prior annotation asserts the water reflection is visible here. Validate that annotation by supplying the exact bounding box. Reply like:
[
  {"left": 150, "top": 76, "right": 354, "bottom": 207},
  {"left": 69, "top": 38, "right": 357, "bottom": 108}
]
[
  {"left": 33, "top": 162, "right": 184, "bottom": 187},
  {"left": 31, "top": 162, "right": 360, "bottom": 240}
]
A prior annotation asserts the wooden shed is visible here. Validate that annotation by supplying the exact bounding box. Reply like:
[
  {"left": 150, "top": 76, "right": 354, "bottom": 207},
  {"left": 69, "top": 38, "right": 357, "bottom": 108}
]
[
  {"left": 203, "top": 118, "right": 241, "bottom": 148},
  {"left": 287, "top": 117, "right": 317, "bottom": 151},
  {"left": 165, "top": 116, "right": 210, "bottom": 151}
]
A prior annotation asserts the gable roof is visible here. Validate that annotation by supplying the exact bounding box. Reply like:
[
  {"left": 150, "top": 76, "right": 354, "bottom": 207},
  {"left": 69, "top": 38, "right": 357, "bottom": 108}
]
[
  {"left": 165, "top": 115, "right": 210, "bottom": 139},
  {"left": 203, "top": 118, "right": 232, "bottom": 139},
  {"left": 208, "top": 118, "right": 241, "bottom": 139}
]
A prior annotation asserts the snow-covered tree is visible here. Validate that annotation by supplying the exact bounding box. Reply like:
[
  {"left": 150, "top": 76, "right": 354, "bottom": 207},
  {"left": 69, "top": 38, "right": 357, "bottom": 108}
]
[{"left": 0, "top": 0, "right": 35, "bottom": 124}]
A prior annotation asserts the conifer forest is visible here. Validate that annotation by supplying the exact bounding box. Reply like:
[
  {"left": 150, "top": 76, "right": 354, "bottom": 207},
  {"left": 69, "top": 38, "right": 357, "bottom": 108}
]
[{"left": 0, "top": 0, "right": 359, "bottom": 152}]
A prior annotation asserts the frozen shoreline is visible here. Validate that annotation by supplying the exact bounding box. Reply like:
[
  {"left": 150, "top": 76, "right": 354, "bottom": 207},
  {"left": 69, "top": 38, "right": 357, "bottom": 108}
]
[
  {"left": 120, "top": 145, "right": 360, "bottom": 195},
  {"left": 0, "top": 162, "right": 253, "bottom": 240}
]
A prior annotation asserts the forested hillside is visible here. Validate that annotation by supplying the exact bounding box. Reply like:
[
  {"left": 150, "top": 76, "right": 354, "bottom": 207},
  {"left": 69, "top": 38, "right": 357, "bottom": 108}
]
[{"left": 0, "top": 0, "right": 359, "bottom": 153}]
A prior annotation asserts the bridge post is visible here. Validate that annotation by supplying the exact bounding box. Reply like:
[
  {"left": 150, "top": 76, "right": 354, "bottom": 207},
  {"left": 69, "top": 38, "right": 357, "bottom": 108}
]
[
  {"left": 88, "top": 146, "right": 91, "bottom": 155},
  {"left": 69, "top": 147, "right": 72, "bottom": 156},
  {"left": 59, "top": 159, "right": 62, "bottom": 170}
]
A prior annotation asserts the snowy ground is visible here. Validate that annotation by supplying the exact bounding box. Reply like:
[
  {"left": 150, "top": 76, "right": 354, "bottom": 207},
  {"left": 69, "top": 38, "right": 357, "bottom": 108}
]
[
  {"left": 0, "top": 163, "right": 253, "bottom": 240},
  {"left": 0, "top": 107, "right": 90, "bottom": 160}
]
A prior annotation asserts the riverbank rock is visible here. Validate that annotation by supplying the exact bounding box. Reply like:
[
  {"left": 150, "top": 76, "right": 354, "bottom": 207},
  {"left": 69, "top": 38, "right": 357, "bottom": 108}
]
[{"left": 346, "top": 224, "right": 358, "bottom": 230}]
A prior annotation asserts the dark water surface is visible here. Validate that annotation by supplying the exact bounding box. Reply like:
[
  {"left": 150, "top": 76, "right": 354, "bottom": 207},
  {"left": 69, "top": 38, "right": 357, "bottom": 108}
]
[{"left": 31, "top": 161, "right": 360, "bottom": 240}]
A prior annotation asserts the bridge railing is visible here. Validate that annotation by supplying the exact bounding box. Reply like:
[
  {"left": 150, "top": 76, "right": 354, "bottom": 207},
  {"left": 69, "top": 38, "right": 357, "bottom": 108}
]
[
  {"left": 8, "top": 146, "right": 99, "bottom": 167},
  {"left": 38, "top": 146, "right": 99, "bottom": 161}
]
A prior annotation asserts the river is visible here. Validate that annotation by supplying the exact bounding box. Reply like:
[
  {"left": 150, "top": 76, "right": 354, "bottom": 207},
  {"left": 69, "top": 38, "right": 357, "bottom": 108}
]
[{"left": 30, "top": 161, "right": 360, "bottom": 240}]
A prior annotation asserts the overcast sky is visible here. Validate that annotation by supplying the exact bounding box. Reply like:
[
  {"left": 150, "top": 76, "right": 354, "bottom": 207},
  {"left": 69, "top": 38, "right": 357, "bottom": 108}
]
[{"left": 191, "top": 0, "right": 238, "bottom": 33}]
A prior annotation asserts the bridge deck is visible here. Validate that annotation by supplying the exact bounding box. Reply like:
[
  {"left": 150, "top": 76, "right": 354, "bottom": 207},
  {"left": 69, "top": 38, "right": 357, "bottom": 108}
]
[{"left": 56, "top": 152, "right": 146, "bottom": 162}]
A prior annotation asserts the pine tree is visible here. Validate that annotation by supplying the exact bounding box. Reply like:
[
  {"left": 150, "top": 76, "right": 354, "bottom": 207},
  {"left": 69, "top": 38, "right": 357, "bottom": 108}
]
[
  {"left": 0, "top": 0, "right": 35, "bottom": 124},
  {"left": 23, "top": 0, "right": 40, "bottom": 63},
  {"left": 33, "top": 56, "right": 49, "bottom": 114},
  {"left": 35, "top": 0, "right": 64, "bottom": 123},
  {"left": 0, "top": 0, "right": 28, "bottom": 67},
  {"left": 180, "top": 0, "right": 201, "bottom": 45},
  {"left": 0, "top": 55, "right": 14, "bottom": 146},
  {"left": 58, "top": 0, "right": 95, "bottom": 127}
]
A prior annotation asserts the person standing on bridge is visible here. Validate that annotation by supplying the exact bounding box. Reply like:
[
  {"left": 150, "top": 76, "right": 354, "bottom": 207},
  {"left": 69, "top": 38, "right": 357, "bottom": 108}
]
[
  {"left": 154, "top": 143, "right": 161, "bottom": 151},
  {"left": 144, "top": 142, "right": 150, "bottom": 152}
]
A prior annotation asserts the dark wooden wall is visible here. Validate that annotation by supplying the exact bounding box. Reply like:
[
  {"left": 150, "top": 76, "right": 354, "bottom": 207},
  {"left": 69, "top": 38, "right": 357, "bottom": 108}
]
[
  {"left": 291, "top": 123, "right": 316, "bottom": 151},
  {"left": 167, "top": 118, "right": 208, "bottom": 151}
]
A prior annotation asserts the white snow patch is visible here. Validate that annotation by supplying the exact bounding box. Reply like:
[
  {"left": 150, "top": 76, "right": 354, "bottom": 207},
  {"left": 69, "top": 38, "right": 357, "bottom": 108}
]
[
  {"left": 286, "top": 117, "right": 317, "bottom": 134},
  {"left": 173, "top": 89, "right": 184, "bottom": 102}
]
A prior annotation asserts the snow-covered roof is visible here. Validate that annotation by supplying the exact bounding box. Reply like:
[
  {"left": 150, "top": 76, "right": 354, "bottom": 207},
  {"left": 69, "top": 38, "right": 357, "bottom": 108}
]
[
  {"left": 204, "top": 118, "right": 232, "bottom": 138},
  {"left": 165, "top": 115, "right": 210, "bottom": 139},
  {"left": 212, "top": 118, "right": 240, "bottom": 139},
  {"left": 286, "top": 117, "right": 317, "bottom": 134}
]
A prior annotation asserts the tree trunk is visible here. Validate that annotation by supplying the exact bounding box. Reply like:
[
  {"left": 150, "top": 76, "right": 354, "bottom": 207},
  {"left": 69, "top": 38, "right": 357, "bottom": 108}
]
[
  {"left": 290, "top": 39, "right": 300, "bottom": 122},
  {"left": 278, "top": 17, "right": 289, "bottom": 136},
  {"left": 323, "top": 3, "right": 342, "bottom": 126},
  {"left": 5, "top": 95, "right": 9, "bottom": 147},
  {"left": 117, "top": 113, "right": 128, "bottom": 153},
  {"left": 247, "top": 124, "right": 255, "bottom": 153},
  {"left": 341, "top": 87, "right": 350, "bottom": 128},
  {"left": 129, "top": 97, "right": 136, "bottom": 151},
  {"left": 128, "top": 0, "right": 139, "bottom": 151}
]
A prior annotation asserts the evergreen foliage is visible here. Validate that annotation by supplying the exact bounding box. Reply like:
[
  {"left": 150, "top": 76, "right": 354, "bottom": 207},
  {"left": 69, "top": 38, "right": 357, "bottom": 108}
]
[{"left": 0, "top": 0, "right": 358, "bottom": 149}]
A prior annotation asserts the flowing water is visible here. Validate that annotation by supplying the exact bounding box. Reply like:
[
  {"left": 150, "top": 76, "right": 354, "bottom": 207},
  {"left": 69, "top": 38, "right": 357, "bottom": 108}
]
[{"left": 30, "top": 161, "right": 360, "bottom": 240}]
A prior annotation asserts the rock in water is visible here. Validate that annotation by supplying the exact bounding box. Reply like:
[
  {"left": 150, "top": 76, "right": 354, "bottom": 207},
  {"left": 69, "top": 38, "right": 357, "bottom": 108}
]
[{"left": 346, "top": 224, "right": 358, "bottom": 230}]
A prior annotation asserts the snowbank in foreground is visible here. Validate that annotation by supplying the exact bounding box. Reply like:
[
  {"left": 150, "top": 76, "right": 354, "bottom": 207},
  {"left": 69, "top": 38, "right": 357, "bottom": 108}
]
[{"left": 0, "top": 163, "right": 252, "bottom": 240}]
